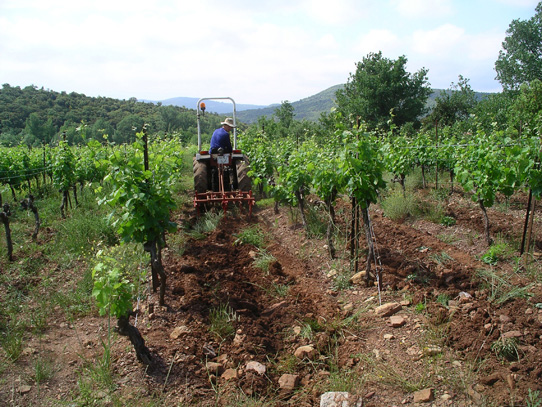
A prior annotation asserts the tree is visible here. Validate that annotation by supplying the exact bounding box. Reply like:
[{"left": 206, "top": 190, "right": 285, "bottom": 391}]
[
  {"left": 495, "top": 2, "right": 542, "bottom": 90},
  {"left": 335, "top": 51, "right": 431, "bottom": 130},
  {"left": 274, "top": 100, "right": 295, "bottom": 129},
  {"left": 428, "top": 75, "right": 477, "bottom": 127}
]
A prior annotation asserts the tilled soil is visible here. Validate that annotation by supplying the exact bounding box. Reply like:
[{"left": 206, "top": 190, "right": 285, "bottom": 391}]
[{"left": 3, "top": 194, "right": 542, "bottom": 407}]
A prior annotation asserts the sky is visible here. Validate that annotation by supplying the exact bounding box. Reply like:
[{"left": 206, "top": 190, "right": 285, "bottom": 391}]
[{"left": 0, "top": 0, "right": 540, "bottom": 106}]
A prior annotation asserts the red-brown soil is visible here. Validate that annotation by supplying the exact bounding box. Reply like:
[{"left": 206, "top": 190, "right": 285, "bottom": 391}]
[{"left": 2, "top": 193, "right": 542, "bottom": 406}]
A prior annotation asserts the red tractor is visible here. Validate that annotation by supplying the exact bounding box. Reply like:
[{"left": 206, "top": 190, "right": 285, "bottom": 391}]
[{"left": 192, "top": 97, "right": 255, "bottom": 216}]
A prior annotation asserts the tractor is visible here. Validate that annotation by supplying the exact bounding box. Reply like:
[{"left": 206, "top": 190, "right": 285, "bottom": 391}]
[{"left": 192, "top": 97, "right": 255, "bottom": 216}]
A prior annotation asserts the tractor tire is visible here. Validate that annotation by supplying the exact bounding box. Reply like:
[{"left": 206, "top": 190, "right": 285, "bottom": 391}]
[
  {"left": 236, "top": 159, "right": 251, "bottom": 192},
  {"left": 193, "top": 157, "right": 208, "bottom": 193}
]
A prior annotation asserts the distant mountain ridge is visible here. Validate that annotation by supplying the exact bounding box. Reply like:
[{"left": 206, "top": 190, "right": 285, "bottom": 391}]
[
  {"left": 146, "top": 85, "right": 494, "bottom": 125},
  {"left": 139, "top": 96, "right": 267, "bottom": 114}
]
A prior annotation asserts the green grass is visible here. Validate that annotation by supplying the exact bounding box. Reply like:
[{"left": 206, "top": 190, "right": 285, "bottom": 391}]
[
  {"left": 253, "top": 249, "right": 276, "bottom": 274},
  {"left": 475, "top": 268, "right": 533, "bottom": 305},
  {"left": 209, "top": 304, "right": 238, "bottom": 340},
  {"left": 234, "top": 225, "right": 266, "bottom": 248},
  {"left": 380, "top": 191, "right": 420, "bottom": 221},
  {"left": 481, "top": 241, "right": 513, "bottom": 265},
  {"left": 186, "top": 211, "right": 223, "bottom": 239}
]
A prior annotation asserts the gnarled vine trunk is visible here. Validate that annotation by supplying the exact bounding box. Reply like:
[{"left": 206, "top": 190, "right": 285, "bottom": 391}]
[
  {"left": 116, "top": 315, "right": 152, "bottom": 365},
  {"left": 1, "top": 204, "right": 13, "bottom": 261},
  {"left": 144, "top": 240, "right": 167, "bottom": 306}
]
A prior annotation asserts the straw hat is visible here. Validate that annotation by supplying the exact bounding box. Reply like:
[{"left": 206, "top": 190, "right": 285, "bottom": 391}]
[{"left": 221, "top": 117, "right": 236, "bottom": 128}]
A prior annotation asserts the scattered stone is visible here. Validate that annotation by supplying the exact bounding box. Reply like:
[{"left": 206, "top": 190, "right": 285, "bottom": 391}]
[
  {"left": 294, "top": 345, "right": 317, "bottom": 360},
  {"left": 262, "top": 301, "right": 288, "bottom": 316},
  {"left": 458, "top": 291, "right": 472, "bottom": 302},
  {"left": 479, "top": 373, "right": 501, "bottom": 386},
  {"left": 452, "top": 361, "right": 462, "bottom": 367},
  {"left": 278, "top": 374, "right": 299, "bottom": 392},
  {"left": 203, "top": 344, "right": 217, "bottom": 358},
  {"left": 383, "top": 334, "right": 395, "bottom": 340},
  {"left": 248, "top": 250, "right": 257, "bottom": 259},
  {"left": 221, "top": 368, "right": 238, "bottom": 380},
  {"left": 245, "top": 361, "right": 266, "bottom": 375},
  {"left": 413, "top": 388, "right": 434, "bottom": 403},
  {"left": 170, "top": 325, "right": 190, "bottom": 339},
  {"left": 375, "top": 302, "right": 402, "bottom": 317},
  {"left": 407, "top": 345, "right": 420, "bottom": 356},
  {"left": 388, "top": 315, "right": 407, "bottom": 328},
  {"left": 233, "top": 332, "right": 247, "bottom": 345},
  {"left": 525, "top": 308, "right": 534, "bottom": 315},
  {"left": 320, "top": 391, "right": 363, "bottom": 407},
  {"left": 343, "top": 303, "right": 354, "bottom": 312},
  {"left": 293, "top": 326, "right": 302, "bottom": 335},
  {"left": 206, "top": 362, "right": 224, "bottom": 375},
  {"left": 441, "top": 393, "right": 452, "bottom": 401},
  {"left": 327, "top": 269, "right": 338, "bottom": 278},
  {"left": 364, "top": 391, "right": 375, "bottom": 399},
  {"left": 400, "top": 299, "right": 411, "bottom": 307},
  {"left": 499, "top": 314, "right": 511, "bottom": 323},
  {"left": 467, "top": 385, "right": 483, "bottom": 404},
  {"left": 217, "top": 353, "right": 228, "bottom": 364},
  {"left": 18, "top": 385, "right": 32, "bottom": 395},
  {"left": 349, "top": 271, "right": 366, "bottom": 285},
  {"left": 502, "top": 330, "right": 522, "bottom": 339}
]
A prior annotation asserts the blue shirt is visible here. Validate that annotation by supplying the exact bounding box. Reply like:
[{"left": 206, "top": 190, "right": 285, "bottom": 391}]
[{"left": 210, "top": 127, "right": 232, "bottom": 153}]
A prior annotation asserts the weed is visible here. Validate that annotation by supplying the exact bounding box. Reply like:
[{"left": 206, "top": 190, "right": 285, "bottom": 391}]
[
  {"left": 429, "top": 251, "right": 453, "bottom": 265},
  {"left": 209, "top": 304, "right": 238, "bottom": 340},
  {"left": 431, "top": 187, "right": 450, "bottom": 201},
  {"left": 475, "top": 269, "right": 533, "bottom": 305},
  {"left": 436, "top": 293, "right": 450, "bottom": 307},
  {"left": 298, "top": 318, "right": 323, "bottom": 340},
  {"left": 253, "top": 249, "right": 276, "bottom": 274},
  {"left": 274, "top": 354, "right": 300, "bottom": 375},
  {"left": 360, "top": 353, "right": 431, "bottom": 393},
  {"left": 305, "top": 203, "right": 328, "bottom": 238},
  {"left": 415, "top": 302, "right": 426, "bottom": 313},
  {"left": 491, "top": 337, "right": 519, "bottom": 361},
  {"left": 437, "top": 233, "right": 459, "bottom": 244},
  {"left": 187, "top": 211, "right": 223, "bottom": 239},
  {"left": 332, "top": 270, "right": 352, "bottom": 291},
  {"left": 234, "top": 226, "right": 266, "bottom": 248},
  {"left": 526, "top": 389, "right": 542, "bottom": 407},
  {"left": 326, "top": 365, "right": 362, "bottom": 393},
  {"left": 381, "top": 191, "right": 420, "bottom": 221},
  {"left": 481, "top": 242, "right": 512, "bottom": 265},
  {"left": 441, "top": 215, "right": 456, "bottom": 227},
  {"left": 31, "top": 355, "right": 55, "bottom": 385},
  {"left": 270, "top": 282, "right": 290, "bottom": 298}
]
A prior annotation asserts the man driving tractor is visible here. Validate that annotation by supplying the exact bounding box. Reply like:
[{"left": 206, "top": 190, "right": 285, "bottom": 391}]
[{"left": 209, "top": 117, "right": 235, "bottom": 153}]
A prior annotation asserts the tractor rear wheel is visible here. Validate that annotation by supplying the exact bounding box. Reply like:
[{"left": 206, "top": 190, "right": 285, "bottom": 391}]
[
  {"left": 193, "top": 157, "right": 208, "bottom": 193},
  {"left": 236, "top": 159, "right": 251, "bottom": 192}
]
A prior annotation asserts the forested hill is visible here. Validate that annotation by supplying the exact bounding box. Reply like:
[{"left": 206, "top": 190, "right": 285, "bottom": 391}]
[
  {"left": 0, "top": 83, "right": 493, "bottom": 146},
  {"left": 0, "top": 84, "right": 224, "bottom": 146}
]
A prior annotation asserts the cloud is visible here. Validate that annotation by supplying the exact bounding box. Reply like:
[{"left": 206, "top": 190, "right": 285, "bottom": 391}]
[
  {"left": 355, "top": 29, "right": 403, "bottom": 57},
  {"left": 411, "top": 24, "right": 465, "bottom": 56},
  {"left": 391, "top": 0, "right": 454, "bottom": 19}
]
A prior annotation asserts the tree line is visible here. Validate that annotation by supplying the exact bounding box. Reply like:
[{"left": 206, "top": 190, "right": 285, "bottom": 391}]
[{"left": 0, "top": 84, "right": 223, "bottom": 147}]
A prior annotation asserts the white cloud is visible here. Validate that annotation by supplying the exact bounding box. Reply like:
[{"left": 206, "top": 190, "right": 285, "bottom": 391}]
[
  {"left": 355, "top": 29, "right": 402, "bottom": 57},
  {"left": 391, "top": 0, "right": 454, "bottom": 18},
  {"left": 411, "top": 24, "right": 465, "bottom": 56}
]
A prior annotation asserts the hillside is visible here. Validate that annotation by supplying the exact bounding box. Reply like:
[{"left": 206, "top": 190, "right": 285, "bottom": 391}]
[{"left": 236, "top": 85, "right": 493, "bottom": 124}]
